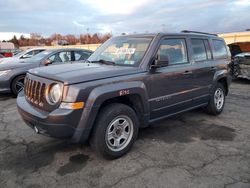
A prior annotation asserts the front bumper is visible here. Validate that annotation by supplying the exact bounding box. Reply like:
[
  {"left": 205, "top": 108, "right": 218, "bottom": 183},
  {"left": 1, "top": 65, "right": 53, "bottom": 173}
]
[
  {"left": 17, "top": 95, "right": 82, "bottom": 139},
  {"left": 238, "top": 64, "right": 250, "bottom": 80}
]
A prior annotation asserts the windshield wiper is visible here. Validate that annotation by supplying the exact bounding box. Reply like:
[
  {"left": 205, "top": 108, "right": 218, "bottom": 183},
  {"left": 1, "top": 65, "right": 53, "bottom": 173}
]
[{"left": 90, "top": 59, "right": 116, "bottom": 65}]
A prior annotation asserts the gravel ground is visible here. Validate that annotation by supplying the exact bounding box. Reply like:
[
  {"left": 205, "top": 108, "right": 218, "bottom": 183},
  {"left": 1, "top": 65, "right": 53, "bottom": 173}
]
[{"left": 0, "top": 80, "right": 250, "bottom": 188}]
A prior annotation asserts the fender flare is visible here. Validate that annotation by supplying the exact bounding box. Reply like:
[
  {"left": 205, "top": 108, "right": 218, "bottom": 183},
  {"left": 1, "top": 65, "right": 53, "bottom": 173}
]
[
  {"left": 87, "top": 81, "right": 149, "bottom": 109},
  {"left": 212, "top": 69, "right": 231, "bottom": 95},
  {"left": 213, "top": 69, "right": 228, "bottom": 82},
  {"left": 71, "top": 81, "right": 149, "bottom": 143}
]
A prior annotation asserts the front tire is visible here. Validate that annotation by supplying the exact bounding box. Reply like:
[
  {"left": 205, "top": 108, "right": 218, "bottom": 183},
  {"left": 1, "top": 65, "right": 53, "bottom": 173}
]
[
  {"left": 11, "top": 75, "right": 25, "bottom": 96},
  {"left": 205, "top": 82, "right": 226, "bottom": 115},
  {"left": 90, "top": 103, "right": 139, "bottom": 159}
]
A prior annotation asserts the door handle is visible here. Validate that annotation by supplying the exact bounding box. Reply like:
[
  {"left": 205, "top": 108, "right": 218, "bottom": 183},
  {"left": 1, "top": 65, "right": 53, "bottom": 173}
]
[
  {"left": 210, "top": 66, "right": 216, "bottom": 70},
  {"left": 183, "top": 70, "right": 192, "bottom": 75}
]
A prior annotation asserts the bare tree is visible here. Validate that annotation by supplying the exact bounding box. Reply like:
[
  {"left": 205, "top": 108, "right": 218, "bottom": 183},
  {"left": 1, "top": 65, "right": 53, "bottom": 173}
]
[{"left": 17, "top": 33, "right": 112, "bottom": 47}]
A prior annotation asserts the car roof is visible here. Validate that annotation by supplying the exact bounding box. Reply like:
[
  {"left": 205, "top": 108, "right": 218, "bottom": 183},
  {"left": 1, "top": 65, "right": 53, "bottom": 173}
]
[
  {"left": 45, "top": 48, "right": 93, "bottom": 53},
  {"left": 25, "top": 48, "right": 46, "bottom": 51}
]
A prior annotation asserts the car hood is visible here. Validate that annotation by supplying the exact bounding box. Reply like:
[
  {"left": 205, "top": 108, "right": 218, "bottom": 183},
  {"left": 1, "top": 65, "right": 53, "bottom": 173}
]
[
  {"left": 0, "top": 60, "right": 32, "bottom": 70},
  {"left": 29, "top": 63, "right": 144, "bottom": 85}
]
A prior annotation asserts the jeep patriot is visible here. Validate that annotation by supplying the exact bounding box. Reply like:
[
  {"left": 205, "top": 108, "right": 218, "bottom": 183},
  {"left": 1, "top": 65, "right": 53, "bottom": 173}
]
[{"left": 17, "top": 31, "right": 232, "bottom": 159}]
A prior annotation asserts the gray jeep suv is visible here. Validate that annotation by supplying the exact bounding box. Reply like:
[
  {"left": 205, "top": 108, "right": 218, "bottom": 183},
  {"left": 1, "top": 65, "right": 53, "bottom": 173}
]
[{"left": 17, "top": 31, "right": 232, "bottom": 159}]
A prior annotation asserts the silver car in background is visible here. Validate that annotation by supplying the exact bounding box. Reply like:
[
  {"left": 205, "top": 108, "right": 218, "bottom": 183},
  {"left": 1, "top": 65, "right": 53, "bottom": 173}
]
[
  {"left": 0, "top": 48, "right": 92, "bottom": 95},
  {"left": 0, "top": 48, "right": 45, "bottom": 64}
]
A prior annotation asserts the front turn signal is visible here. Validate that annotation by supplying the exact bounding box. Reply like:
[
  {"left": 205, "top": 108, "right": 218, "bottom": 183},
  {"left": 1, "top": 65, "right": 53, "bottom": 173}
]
[{"left": 60, "top": 102, "right": 85, "bottom": 110}]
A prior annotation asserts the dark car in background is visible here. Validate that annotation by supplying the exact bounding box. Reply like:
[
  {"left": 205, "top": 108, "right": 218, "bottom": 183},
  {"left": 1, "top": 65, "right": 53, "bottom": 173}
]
[
  {"left": 231, "top": 52, "right": 250, "bottom": 80},
  {"left": 0, "top": 48, "right": 92, "bottom": 95}
]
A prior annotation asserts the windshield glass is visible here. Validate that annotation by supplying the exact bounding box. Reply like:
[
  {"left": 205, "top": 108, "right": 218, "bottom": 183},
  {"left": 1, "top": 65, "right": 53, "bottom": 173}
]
[
  {"left": 14, "top": 50, "right": 28, "bottom": 57},
  {"left": 25, "top": 50, "right": 52, "bottom": 63},
  {"left": 88, "top": 36, "right": 152, "bottom": 66}
]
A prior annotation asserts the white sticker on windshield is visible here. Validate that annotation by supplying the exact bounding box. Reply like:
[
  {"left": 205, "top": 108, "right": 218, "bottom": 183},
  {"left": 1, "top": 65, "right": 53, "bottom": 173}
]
[
  {"left": 115, "top": 48, "right": 136, "bottom": 55},
  {"left": 124, "top": 60, "right": 135, "bottom": 65}
]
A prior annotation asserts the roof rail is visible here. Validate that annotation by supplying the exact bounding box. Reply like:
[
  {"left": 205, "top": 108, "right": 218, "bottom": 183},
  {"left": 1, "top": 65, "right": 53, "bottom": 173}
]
[{"left": 181, "top": 30, "right": 218, "bottom": 36}]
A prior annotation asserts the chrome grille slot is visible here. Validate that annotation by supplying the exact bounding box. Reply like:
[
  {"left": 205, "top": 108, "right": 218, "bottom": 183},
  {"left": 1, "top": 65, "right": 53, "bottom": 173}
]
[
  {"left": 31, "top": 80, "right": 35, "bottom": 102},
  {"left": 40, "top": 84, "right": 46, "bottom": 106},
  {"left": 24, "top": 76, "right": 46, "bottom": 107},
  {"left": 36, "top": 82, "right": 41, "bottom": 104}
]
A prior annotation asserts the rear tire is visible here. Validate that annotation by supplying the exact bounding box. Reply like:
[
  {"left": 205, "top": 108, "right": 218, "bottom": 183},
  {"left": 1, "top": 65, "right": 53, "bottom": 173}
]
[
  {"left": 11, "top": 75, "right": 25, "bottom": 96},
  {"left": 90, "top": 103, "right": 139, "bottom": 159},
  {"left": 205, "top": 82, "right": 226, "bottom": 115}
]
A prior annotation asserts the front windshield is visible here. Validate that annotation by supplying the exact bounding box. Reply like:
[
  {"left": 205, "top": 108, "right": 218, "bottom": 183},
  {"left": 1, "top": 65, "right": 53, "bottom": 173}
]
[
  {"left": 25, "top": 50, "right": 52, "bottom": 63},
  {"left": 14, "top": 50, "right": 27, "bottom": 57},
  {"left": 88, "top": 36, "right": 153, "bottom": 66}
]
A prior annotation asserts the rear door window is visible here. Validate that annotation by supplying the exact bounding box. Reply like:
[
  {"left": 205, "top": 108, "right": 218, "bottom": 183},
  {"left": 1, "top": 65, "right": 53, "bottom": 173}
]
[{"left": 191, "top": 39, "right": 207, "bottom": 61}]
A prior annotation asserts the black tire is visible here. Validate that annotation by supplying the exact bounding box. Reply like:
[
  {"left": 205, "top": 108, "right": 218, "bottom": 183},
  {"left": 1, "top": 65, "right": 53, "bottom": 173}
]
[
  {"left": 11, "top": 75, "right": 25, "bottom": 96},
  {"left": 205, "top": 82, "right": 226, "bottom": 115},
  {"left": 230, "top": 59, "right": 241, "bottom": 80},
  {"left": 90, "top": 103, "right": 139, "bottom": 159}
]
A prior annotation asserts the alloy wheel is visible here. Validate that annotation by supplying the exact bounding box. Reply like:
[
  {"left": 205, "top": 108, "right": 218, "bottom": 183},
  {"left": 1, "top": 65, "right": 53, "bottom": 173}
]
[
  {"left": 214, "top": 88, "right": 224, "bottom": 110},
  {"left": 105, "top": 115, "right": 134, "bottom": 152}
]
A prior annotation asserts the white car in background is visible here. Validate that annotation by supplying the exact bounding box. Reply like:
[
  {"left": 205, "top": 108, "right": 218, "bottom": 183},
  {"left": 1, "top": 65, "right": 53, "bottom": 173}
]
[{"left": 0, "top": 48, "right": 45, "bottom": 64}]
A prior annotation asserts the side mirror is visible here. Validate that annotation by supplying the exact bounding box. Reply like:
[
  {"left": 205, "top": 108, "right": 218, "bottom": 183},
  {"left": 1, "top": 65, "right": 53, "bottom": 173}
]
[
  {"left": 151, "top": 54, "right": 169, "bottom": 68},
  {"left": 42, "top": 59, "right": 52, "bottom": 66}
]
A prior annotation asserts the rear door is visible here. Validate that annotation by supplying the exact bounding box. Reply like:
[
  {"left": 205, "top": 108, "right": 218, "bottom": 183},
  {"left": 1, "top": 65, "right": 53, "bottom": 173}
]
[{"left": 188, "top": 37, "right": 215, "bottom": 106}]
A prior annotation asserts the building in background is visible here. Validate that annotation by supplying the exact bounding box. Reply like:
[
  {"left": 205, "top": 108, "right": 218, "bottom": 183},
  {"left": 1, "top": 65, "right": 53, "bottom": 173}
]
[{"left": 219, "top": 31, "right": 250, "bottom": 56}]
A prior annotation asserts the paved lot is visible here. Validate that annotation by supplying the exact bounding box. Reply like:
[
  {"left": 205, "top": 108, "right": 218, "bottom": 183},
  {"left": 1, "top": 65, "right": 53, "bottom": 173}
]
[{"left": 0, "top": 80, "right": 250, "bottom": 188}]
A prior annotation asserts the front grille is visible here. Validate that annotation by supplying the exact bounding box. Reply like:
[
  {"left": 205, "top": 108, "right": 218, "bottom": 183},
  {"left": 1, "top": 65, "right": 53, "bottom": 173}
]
[{"left": 24, "top": 77, "right": 46, "bottom": 107}]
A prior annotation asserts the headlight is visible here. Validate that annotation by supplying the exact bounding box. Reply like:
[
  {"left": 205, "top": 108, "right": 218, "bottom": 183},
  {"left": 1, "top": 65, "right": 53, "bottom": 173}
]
[
  {"left": 0, "top": 70, "right": 11, "bottom": 77},
  {"left": 46, "top": 84, "right": 62, "bottom": 104}
]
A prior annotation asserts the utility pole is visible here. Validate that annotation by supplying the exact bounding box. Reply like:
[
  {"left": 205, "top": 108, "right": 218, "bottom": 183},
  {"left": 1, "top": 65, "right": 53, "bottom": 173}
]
[{"left": 86, "top": 28, "right": 89, "bottom": 44}]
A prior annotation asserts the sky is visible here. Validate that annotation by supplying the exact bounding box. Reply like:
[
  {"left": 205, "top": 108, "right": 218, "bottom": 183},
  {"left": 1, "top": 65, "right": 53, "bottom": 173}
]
[{"left": 0, "top": 0, "right": 250, "bottom": 40}]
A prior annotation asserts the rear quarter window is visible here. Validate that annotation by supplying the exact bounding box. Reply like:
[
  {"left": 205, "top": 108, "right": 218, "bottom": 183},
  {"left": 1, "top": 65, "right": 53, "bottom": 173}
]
[
  {"left": 75, "top": 51, "right": 91, "bottom": 61},
  {"left": 212, "top": 39, "right": 228, "bottom": 59}
]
